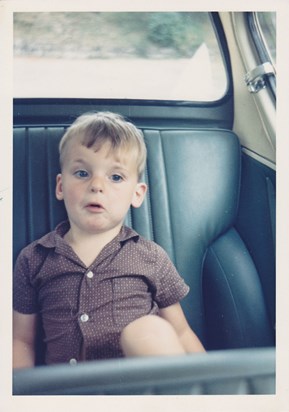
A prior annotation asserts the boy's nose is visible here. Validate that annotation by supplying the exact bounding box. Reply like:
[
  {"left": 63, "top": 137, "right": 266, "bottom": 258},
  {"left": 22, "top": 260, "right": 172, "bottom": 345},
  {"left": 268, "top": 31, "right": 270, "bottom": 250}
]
[
  {"left": 91, "top": 186, "right": 103, "bottom": 193},
  {"left": 89, "top": 177, "right": 104, "bottom": 193}
]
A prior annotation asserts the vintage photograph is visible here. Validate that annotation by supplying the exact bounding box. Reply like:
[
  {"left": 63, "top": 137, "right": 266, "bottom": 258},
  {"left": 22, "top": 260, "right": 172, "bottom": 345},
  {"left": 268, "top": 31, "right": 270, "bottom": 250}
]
[{"left": 1, "top": 1, "right": 288, "bottom": 411}]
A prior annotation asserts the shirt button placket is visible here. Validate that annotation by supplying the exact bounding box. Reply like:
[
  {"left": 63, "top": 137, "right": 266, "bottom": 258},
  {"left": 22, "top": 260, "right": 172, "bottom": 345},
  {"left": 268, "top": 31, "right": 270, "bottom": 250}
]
[
  {"left": 80, "top": 271, "right": 93, "bottom": 324},
  {"left": 79, "top": 269, "right": 95, "bottom": 359}
]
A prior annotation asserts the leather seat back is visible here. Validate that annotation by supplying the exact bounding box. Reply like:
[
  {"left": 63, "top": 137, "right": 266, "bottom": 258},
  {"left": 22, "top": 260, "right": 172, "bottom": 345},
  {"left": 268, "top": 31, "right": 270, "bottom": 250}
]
[{"left": 13, "top": 126, "right": 275, "bottom": 349}]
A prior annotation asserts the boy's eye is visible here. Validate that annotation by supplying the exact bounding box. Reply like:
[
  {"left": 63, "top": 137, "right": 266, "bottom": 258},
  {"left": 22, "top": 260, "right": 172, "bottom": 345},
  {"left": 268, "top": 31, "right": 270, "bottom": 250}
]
[
  {"left": 110, "top": 174, "right": 123, "bottom": 183},
  {"left": 74, "top": 170, "right": 89, "bottom": 178}
]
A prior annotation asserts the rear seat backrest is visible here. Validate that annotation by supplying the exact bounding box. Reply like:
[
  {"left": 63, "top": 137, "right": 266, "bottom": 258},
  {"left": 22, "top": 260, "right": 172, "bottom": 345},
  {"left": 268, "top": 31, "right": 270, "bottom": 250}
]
[{"left": 13, "top": 126, "right": 275, "bottom": 351}]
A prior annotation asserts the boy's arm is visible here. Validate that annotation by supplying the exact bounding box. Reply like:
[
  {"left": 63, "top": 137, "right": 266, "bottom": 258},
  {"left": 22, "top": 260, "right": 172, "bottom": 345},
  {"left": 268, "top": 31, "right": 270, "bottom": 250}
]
[
  {"left": 159, "top": 302, "right": 206, "bottom": 353},
  {"left": 13, "top": 310, "right": 37, "bottom": 369}
]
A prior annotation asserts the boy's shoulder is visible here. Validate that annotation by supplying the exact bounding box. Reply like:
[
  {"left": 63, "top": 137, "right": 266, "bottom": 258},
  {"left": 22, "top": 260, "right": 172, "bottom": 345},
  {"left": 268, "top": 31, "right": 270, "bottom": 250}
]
[
  {"left": 16, "top": 221, "right": 68, "bottom": 261},
  {"left": 122, "top": 225, "right": 158, "bottom": 247},
  {"left": 122, "top": 226, "right": 172, "bottom": 261}
]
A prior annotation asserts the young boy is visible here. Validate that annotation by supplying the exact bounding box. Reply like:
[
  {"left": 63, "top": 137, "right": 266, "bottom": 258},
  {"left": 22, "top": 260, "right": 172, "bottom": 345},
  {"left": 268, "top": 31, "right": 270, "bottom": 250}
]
[{"left": 13, "top": 112, "right": 205, "bottom": 369}]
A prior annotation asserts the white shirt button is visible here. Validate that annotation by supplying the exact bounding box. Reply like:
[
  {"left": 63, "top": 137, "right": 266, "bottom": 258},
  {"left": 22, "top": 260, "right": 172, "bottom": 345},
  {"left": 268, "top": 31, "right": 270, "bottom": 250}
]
[
  {"left": 80, "top": 313, "right": 89, "bottom": 322},
  {"left": 86, "top": 271, "right": 94, "bottom": 279},
  {"left": 69, "top": 358, "right": 77, "bottom": 365}
]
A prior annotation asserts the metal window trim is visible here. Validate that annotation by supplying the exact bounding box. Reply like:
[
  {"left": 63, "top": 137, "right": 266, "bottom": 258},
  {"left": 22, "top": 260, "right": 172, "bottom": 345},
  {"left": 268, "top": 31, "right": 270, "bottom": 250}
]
[
  {"left": 246, "top": 12, "right": 276, "bottom": 97},
  {"left": 245, "top": 62, "right": 276, "bottom": 93}
]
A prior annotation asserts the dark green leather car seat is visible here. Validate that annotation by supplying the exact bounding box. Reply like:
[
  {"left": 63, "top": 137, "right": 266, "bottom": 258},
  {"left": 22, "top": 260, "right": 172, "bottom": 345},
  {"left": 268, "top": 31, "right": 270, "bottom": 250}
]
[{"left": 13, "top": 126, "right": 275, "bottom": 353}]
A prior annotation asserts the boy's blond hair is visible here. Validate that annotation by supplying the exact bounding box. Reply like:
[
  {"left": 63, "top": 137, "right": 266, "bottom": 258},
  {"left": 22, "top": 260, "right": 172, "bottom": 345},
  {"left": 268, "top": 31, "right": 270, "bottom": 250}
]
[{"left": 59, "top": 112, "right": 147, "bottom": 179}]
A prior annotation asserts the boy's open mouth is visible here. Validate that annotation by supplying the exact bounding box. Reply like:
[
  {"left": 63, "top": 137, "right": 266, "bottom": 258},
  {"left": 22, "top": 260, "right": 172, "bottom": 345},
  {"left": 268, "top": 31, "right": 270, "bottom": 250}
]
[{"left": 86, "top": 203, "right": 104, "bottom": 211}]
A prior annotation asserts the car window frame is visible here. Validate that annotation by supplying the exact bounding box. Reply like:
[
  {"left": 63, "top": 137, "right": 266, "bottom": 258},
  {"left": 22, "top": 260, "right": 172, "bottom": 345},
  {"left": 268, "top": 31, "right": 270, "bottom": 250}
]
[{"left": 246, "top": 11, "right": 276, "bottom": 99}]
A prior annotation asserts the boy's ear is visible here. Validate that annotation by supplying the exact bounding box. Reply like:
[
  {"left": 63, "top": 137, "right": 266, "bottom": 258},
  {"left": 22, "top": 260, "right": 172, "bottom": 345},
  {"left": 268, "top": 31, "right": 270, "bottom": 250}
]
[
  {"left": 131, "top": 183, "right": 147, "bottom": 208},
  {"left": 55, "top": 174, "right": 64, "bottom": 200}
]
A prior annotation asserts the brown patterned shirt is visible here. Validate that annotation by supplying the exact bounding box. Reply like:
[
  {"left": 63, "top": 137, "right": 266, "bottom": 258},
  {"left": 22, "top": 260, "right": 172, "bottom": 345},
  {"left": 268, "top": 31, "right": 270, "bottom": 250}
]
[{"left": 13, "top": 221, "right": 189, "bottom": 365}]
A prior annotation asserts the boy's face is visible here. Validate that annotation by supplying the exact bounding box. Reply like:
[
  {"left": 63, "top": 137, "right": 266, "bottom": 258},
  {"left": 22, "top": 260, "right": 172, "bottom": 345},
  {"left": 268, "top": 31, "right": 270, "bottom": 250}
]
[{"left": 55, "top": 139, "right": 147, "bottom": 237}]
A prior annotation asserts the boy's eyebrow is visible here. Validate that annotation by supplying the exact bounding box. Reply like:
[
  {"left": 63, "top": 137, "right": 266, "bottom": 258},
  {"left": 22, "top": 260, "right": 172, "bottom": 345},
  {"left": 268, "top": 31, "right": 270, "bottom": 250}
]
[
  {"left": 71, "top": 158, "right": 85, "bottom": 163},
  {"left": 110, "top": 163, "right": 130, "bottom": 173},
  {"left": 70, "top": 158, "right": 131, "bottom": 172},
  {"left": 70, "top": 158, "right": 88, "bottom": 166}
]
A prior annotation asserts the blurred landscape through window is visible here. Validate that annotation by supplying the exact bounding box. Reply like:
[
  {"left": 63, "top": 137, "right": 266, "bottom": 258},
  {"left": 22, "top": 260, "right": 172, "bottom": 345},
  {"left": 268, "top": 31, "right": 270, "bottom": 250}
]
[{"left": 14, "top": 12, "right": 228, "bottom": 101}]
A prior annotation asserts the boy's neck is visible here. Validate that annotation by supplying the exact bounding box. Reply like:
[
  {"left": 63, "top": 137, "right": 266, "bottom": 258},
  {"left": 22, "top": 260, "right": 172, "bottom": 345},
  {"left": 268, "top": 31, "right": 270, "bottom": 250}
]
[{"left": 64, "top": 224, "right": 122, "bottom": 267}]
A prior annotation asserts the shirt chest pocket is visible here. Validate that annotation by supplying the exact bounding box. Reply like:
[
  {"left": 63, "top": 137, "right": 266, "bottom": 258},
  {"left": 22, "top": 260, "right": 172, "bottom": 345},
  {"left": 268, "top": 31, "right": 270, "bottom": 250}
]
[{"left": 112, "top": 276, "right": 156, "bottom": 327}]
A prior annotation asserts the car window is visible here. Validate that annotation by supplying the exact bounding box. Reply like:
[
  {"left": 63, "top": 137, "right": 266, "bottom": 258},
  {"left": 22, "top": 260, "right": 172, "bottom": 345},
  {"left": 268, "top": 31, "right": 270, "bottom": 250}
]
[{"left": 13, "top": 12, "right": 228, "bottom": 102}]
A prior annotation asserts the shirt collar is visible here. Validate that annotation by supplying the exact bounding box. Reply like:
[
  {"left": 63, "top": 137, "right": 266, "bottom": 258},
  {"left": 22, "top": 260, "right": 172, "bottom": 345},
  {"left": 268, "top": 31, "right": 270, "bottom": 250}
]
[{"left": 36, "top": 221, "right": 139, "bottom": 249}]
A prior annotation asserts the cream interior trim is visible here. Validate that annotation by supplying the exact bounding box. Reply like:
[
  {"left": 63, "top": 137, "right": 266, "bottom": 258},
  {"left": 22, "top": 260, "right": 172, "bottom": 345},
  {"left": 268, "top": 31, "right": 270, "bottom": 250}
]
[{"left": 220, "top": 12, "right": 276, "bottom": 165}]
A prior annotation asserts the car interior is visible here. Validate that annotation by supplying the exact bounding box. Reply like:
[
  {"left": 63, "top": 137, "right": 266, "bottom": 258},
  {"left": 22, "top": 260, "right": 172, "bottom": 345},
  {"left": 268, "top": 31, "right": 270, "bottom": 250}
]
[{"left": 11, "top": 11, "right": 276, "bottom": 395}]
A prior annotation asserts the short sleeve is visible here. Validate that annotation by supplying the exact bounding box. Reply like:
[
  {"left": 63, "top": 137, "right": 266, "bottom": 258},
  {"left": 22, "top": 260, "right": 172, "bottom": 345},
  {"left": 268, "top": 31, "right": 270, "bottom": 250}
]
[
  {"left": 13, "top": 249, "right": 39, "bottom": 314},
  {"left": 153, "top": 245, "right": 190, "bottom": 308}
]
